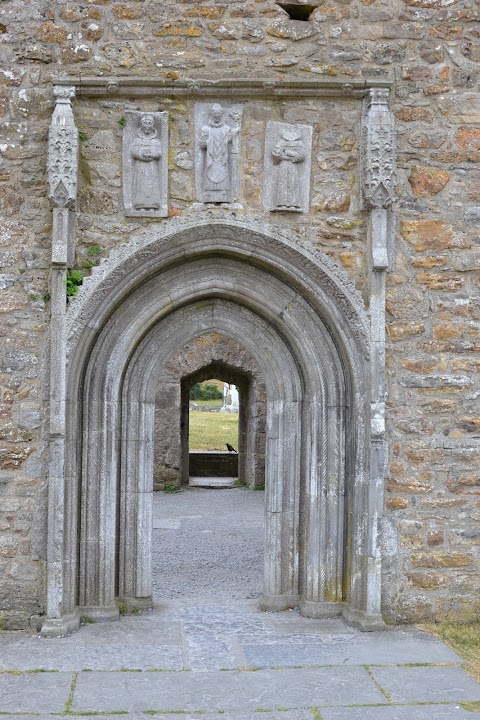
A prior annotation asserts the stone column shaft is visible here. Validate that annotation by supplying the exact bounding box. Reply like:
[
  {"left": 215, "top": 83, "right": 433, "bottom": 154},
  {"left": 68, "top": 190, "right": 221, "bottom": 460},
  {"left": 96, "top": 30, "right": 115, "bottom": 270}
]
[{"left": 42, "top": 86, "right": 79, "bottom": 637}]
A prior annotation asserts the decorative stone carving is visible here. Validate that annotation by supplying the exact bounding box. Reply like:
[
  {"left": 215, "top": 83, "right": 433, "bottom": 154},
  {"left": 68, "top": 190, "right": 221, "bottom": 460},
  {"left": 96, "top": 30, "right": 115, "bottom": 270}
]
[
  {"left": 263, "top": 121, "right": 312, "bottom": 213},
  {"left": 48, "top": 86, "right": 78, "bottom": 210},
  {"left": 123, "top": 111, "right": 168, "bottom": 218},
  {"left": 48, "top": 86, "right": 78, "bottom": 266},
  {"left": 195, "top": 103, "right": 242, "bottom": 204},
  {"left": 362, "top": 88, "right": 396, "bottom": 210}
]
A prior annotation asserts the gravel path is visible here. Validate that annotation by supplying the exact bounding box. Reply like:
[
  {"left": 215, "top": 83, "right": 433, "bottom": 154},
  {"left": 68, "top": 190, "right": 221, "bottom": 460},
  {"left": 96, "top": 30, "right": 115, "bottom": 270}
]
[{"left": 152, "top": 487, "right": 265, "bottom": 601}]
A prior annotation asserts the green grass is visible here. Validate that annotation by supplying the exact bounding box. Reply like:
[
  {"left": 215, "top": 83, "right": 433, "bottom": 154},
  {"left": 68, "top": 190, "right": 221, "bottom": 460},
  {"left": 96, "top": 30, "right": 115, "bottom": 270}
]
[
  {"left": 189, "top": 410, "right": 238, "bottom": 450},
  {"left": 192, "top": 399, "right": 223, "bottom": 407}
]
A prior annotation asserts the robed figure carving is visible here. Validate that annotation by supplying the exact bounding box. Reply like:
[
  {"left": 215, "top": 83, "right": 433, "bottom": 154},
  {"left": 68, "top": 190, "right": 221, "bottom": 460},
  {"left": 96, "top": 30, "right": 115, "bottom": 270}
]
[
  {"left": 132, "top": 113, "right": 162, "bottom": 210},
  {"left": 195, "top": 103, "right": 242, "bottom": 204},
  {"left": 272, "top": 127, "right": 306, "bottom": 211},
  {"left": 123, "top": 110, "right": 168, "bottom": 218},
  {"left": 263, "top": 120, "right": 313, "bottom": 214}
]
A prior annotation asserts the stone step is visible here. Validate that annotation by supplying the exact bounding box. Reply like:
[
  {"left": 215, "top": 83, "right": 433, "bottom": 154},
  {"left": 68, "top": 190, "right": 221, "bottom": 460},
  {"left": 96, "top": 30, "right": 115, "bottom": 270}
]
[{"left": 189, "top": 476, "right": 238, "bottom": 488}]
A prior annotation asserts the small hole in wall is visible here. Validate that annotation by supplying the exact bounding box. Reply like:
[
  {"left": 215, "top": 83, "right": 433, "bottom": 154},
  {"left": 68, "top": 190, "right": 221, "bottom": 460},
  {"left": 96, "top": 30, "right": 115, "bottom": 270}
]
[{"left": 275, "top": 1, "right": 319, "bottom": 21}]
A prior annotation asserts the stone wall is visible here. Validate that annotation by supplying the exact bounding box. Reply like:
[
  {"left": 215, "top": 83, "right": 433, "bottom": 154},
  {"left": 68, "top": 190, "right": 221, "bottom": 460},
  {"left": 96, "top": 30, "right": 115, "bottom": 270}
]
[{"left": 0, "top": 0, "right": 479, "bottom": 628}]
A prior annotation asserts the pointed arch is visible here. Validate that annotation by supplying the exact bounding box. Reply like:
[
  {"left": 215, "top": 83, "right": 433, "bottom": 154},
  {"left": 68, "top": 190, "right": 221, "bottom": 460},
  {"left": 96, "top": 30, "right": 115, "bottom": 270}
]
[{"left": 44, "top": 217, "right": 385, "bottom": 634}]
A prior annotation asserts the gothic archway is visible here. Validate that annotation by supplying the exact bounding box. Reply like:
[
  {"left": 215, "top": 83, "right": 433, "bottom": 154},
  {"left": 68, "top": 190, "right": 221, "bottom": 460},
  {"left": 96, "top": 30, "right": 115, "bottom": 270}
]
[{"left": 43, "top": 217, "right": 385, "bottom": 635}]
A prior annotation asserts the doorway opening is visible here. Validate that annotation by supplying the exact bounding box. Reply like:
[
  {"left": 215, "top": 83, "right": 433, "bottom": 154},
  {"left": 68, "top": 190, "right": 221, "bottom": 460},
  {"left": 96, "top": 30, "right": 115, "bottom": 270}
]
[
  {"left": 47, "top": 220, "right": 385, "bottom": 639},
  {"left": 186, "top": 374, "right": 240, "bottom": 487},
  {"left": 151, "top": 348, "right": 267, "bottom": 602}
]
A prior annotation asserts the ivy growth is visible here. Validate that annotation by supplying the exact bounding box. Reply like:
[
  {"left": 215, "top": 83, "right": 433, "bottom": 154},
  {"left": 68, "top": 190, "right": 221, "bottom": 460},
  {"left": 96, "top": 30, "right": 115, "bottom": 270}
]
[
  {"left": 65, "top": 268, "right": 84, "bottom": 297},
  {"left": 118, "top": 115, "right": 126, "bottom": 128}
]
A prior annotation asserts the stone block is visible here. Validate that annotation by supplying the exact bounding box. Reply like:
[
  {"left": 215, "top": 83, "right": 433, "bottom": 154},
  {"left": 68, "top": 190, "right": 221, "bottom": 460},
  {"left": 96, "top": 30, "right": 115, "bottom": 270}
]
[
  {"left": 113, "top": 5, "right": 144, "bottom": 19},
  {"left": 386, "top": 497, "right": 408, "bottom": 510},
  {"left": 408, "top": 166, "right": 450, "bottom": 197},
  {"left": 408, "top": 571, "right": 445, "bottom": 588},
  {"left": 37, "top": 23, "right": 69, "bottom": 43},
  {"left": 417, "top": 273, "right": 465, "bottom": 291},
  {"left": 396, "top": 106, "right": 433, "bottom": 122},
  {"left": 401, "top": 220, "right": 468, "bottom": 252},
  {"left": 401, "top": 357, "right": 438, "bottom": 373},
  {"left": 410, "top": 551, "right": 474, "bottom": 568},
  {"left": 387, "top": 321, "right": 425, "bottom": 339},
  {"left": 155, "top": 22, "right": 202, "bottom": 37},
  {"left": 267, "top": 19, "right": 319, "bottom": 41}
]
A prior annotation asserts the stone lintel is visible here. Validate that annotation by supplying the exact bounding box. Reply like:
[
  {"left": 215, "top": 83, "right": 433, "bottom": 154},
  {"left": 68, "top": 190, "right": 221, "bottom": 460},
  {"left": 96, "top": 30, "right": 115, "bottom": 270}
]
[{"left": 52, "top": 75, "right": 393, "bottom": 99}]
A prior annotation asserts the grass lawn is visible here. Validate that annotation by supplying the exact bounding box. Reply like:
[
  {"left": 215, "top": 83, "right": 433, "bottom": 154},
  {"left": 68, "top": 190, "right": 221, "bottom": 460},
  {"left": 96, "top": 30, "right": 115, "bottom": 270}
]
[
  {"left": 423, "top": 619, "right": 480, "bottom": 707},
  {"left": 189, "top": 409, "right": 238, "bottom": 450},
  {"left": 192, "top": 399, "right": 223, "bottom": 407}
]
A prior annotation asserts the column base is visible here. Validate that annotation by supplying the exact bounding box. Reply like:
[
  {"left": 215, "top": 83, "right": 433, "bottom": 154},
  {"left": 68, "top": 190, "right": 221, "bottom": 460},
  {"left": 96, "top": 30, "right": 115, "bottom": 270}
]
[
  {"left": 117, "top": 596, "right": 154, "bottom": 613},
  {"left": 259, "top": 593, "right": 299, "bottom": 612},
  {"left": 78, "top": 604, "right": 120, "bottom": 623},
  {"left": 342, "top": 605, "right": 387, "bottom": 631},
  {"left": 300, "top": 599, "right": 342, "bottom": 619},
  {"left": 41, "top": 609, "right": 80, "bottom": 638}
]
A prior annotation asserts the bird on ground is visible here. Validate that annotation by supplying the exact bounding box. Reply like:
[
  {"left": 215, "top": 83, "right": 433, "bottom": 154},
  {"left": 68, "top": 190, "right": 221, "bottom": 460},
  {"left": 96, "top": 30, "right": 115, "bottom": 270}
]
[{"left": 226, "top": 443, "right": 237, "bottom": 453}]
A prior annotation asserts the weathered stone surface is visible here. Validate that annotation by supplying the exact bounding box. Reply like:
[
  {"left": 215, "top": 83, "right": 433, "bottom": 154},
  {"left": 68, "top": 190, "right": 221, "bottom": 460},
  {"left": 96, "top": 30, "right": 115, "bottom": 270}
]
[
  {"left": 417, "top": 273, "right": 465, "bottom": 291},
  {"left": 401, "top": 220, "right": 468, "bottom": 252},
  {"left": 408, "top": 166, "right": 450, "bottom": 197},
  {"left": 263, "top": 120, "right": 313, "bottom": 213},
  {"left": 370, "top": 665, "right": 480, "bottom": 704},
  {"left": 1, "top": 0, "right": 480, "bottom": 633},
  {"left": 411, "top": 552, "right": 474, "bottom": 568},
  {"left": 72, "top": 667, "right": 386, "bottom": 712},
  {"left": 267, "top": 19, "right": 319, "bottom": 41},
  {"left": 387, "top": 321, "right": 425, "bottom": 339},
  {"left": 122, "top": 111, "right": 168, "bottom": 218},
  {"left": 408, "top": 572, "right": 445, "bottom": 588}
]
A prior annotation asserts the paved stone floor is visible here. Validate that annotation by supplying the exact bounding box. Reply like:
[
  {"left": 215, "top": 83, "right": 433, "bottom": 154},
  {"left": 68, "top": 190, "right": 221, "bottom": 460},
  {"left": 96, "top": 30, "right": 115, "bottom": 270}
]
[
  {"left": 1, "top": 600, "right": 480, "bottom": 718},
  {"left": 1, "top": 489, "right": 479, "bottom": 718}
]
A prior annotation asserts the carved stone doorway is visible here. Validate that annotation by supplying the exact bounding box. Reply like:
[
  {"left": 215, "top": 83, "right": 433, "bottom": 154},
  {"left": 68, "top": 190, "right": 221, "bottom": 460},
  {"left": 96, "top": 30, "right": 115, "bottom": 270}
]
[{"left": 42, "top": 218, "right": 386, "bottom": 636}]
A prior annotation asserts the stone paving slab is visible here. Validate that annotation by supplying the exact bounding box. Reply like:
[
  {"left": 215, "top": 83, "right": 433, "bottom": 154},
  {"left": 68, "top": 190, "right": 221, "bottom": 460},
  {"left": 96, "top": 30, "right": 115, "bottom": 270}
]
[
  {"left": 243, "top": 633, "right": 461, "bottom": 667},
  {"left": 319, "top": 706, "right": 478, "bottom": 720},
  {"left": 0, "top": 672, "right": 73, "bottom": 713},
  {"left": 0, "top": 714, "right": 315, "bottom": 720},
  {"left": 0, "top": 644, "right": 183, "bottom": 672},
  {"left": 370, "top": 665, "right": 480, "bottom": 704},
  {"left": 72, "top": 667, "right": 386, "bottom": 713}
]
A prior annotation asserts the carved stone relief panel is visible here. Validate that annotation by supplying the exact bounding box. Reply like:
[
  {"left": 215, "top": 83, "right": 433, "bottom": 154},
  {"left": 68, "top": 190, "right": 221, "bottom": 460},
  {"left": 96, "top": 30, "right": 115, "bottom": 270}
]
[
  {"left": 263, "top": 121, "right": 313, "bottom": 213},
  {"left": 195, "top": 102, "right": 243, "bottom": 204},
  {"left": 48, "top": 86, "right": 78, "bottom": 210},
  {"left": 123, "top": 111, "right": 168, "bottom": 218}
]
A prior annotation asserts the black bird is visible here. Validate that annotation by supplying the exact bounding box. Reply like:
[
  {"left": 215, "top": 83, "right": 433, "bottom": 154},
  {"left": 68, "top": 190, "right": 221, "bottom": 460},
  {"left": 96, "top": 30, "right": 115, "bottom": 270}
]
[{"left": 226, "top": 443, "right": 237, "bottom": 453}]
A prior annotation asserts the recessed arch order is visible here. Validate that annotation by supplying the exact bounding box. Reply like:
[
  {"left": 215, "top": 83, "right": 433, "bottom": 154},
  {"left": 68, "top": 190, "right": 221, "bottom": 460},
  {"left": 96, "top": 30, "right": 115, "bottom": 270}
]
[{"left": 48, "top": 216, "right": 385, "bottom": 635}]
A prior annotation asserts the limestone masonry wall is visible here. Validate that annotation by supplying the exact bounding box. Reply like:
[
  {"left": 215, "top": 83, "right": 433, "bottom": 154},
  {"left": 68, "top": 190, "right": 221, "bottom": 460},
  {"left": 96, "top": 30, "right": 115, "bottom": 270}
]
[{"left": 0, "top": 0, "right": 479, "bottom": 628}]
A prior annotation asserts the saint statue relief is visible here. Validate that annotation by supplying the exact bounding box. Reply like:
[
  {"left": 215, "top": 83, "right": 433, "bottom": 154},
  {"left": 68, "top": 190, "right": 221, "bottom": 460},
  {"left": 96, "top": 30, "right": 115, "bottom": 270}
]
[
  {"left": 271, "top": 127, "right": 306, "bottom": 211},
  {"left": 199, "top": 104, "right": 239, "bottom": 203},
  {"left": 131, "top": 113, "right": 163, "bottom": 210}
]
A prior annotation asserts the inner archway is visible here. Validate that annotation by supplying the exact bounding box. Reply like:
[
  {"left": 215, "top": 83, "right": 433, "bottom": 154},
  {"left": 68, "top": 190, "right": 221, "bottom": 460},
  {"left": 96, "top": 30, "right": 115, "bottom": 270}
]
[
  {"left": 153, "top": 333, "right": 266, "bottom": 491},
  {"left": 45, "top": 217, "right": 385, "bottom": 636}
]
